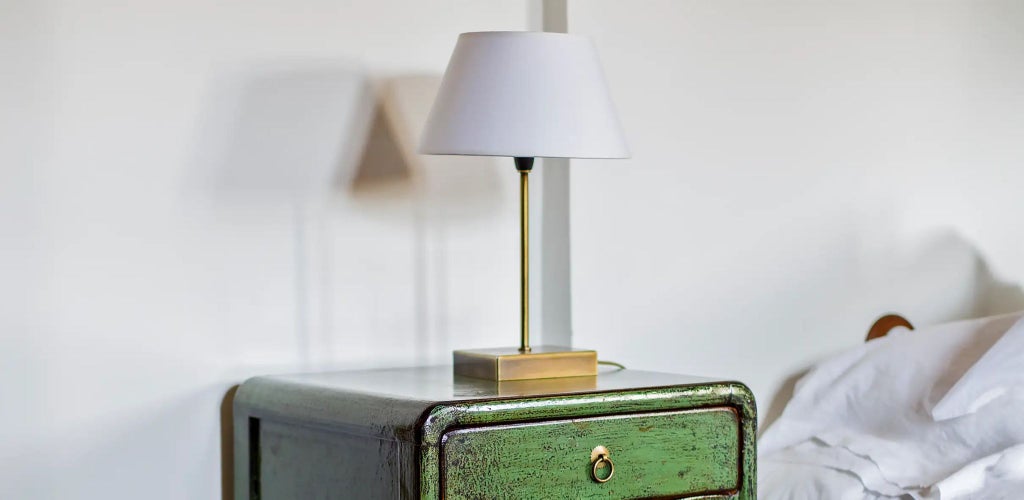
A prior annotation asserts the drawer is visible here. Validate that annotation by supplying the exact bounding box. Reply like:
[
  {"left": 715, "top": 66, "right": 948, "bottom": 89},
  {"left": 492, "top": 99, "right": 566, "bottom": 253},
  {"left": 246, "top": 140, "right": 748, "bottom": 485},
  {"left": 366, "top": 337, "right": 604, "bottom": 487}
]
[{"left": 440, "top": 407, "right": 741, "bottom": 499}]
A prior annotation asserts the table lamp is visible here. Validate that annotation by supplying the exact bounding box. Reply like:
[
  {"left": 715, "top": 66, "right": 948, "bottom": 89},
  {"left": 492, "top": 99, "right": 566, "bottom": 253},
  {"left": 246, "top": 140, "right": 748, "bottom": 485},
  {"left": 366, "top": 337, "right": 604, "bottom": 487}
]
[{"left": 420, "top": 31, "right": 629, "bottom": 381}]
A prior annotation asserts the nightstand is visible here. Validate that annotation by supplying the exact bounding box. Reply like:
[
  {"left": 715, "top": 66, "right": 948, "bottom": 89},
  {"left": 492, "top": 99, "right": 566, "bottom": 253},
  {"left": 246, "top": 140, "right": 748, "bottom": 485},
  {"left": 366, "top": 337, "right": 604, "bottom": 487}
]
[{"left": 233, "top": 367, "right": 756, "bottom": 499}]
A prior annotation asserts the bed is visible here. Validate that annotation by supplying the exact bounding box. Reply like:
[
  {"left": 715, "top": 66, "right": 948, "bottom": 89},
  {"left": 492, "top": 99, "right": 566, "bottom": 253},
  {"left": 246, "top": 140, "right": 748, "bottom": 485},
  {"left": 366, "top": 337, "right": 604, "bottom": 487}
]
[{"left": 759, "top": 312, "right": 1024, "bottom": 499}]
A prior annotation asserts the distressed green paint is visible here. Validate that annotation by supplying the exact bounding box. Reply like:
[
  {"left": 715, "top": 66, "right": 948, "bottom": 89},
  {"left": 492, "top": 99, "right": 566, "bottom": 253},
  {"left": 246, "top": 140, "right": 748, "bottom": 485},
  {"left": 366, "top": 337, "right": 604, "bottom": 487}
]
[
  {"left": 234, "top": 367, "right": 757, "bottom": 500},
  {"left": 258, "top": 420, "right": 411, "bottom": 499},
  {"left": 418, "top": 381, "right": 756, "bottom": 499},
  {"left": 442, "top": 408, "right": 740, "bottom": 499}
]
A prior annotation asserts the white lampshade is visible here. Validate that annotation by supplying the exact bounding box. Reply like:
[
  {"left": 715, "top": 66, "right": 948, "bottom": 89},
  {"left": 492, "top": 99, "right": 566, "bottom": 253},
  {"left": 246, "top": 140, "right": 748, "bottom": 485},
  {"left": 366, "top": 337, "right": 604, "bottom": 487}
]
[{"left": 420, "top": 31, "right": 629, "bottom": 159}]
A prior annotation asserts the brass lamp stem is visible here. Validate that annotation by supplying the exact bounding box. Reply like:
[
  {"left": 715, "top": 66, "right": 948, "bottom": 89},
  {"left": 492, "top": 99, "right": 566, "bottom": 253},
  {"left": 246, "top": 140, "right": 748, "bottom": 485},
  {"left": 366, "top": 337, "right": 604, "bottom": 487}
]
[
  {"left": 450, "top": 155, "right": 597, "bottom": 380},
  {"left": 515, "top": 157, "right": 534, "bottom": 353}
]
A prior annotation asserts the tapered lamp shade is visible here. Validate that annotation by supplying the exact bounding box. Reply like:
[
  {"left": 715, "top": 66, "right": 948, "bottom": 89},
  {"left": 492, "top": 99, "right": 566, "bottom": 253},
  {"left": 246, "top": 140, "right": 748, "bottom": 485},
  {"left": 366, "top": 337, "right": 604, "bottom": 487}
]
[{"left": 419, "top": 31, "right": 629, "bottom": 159}]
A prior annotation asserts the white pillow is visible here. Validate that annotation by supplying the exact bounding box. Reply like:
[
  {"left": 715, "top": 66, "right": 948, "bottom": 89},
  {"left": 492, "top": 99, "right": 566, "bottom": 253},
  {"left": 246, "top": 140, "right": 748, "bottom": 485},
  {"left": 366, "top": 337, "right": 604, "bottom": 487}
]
[
  {"left": 759, "top": 311, "right": 1024, "bottom": 494},
  {"left": 760, "top": 312, "right": 1022, "bottom": 456},
  {"left": 933, "top": 313, "right": 1024, "bottom": 420}
]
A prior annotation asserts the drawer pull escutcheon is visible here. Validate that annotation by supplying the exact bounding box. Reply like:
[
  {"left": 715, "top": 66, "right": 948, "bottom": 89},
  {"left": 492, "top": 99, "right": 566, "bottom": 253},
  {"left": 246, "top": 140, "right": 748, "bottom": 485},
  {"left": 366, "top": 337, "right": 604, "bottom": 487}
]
[{"left": 590, "top": 446, "right": 614, "bottom": 483}]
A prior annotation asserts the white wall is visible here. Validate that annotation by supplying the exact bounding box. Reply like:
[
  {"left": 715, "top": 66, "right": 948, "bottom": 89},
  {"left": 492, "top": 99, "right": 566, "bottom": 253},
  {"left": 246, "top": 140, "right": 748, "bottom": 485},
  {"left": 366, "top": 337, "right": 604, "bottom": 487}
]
[
  {"left": 0, "top": 1, "right": 539, "bottom": 498},
  {"left": 568, "top": 0, "right": 1024, "bottom": 425},
  {"left": 7, "top": 1, "right": 1024, "bottom": 497}
]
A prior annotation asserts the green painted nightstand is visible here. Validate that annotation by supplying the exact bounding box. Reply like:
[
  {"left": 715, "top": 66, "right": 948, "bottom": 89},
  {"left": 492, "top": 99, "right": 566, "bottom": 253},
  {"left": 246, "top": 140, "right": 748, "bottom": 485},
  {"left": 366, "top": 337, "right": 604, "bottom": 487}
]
[{"left": 234, "top": 367, "right": 756, "bottom": 499}]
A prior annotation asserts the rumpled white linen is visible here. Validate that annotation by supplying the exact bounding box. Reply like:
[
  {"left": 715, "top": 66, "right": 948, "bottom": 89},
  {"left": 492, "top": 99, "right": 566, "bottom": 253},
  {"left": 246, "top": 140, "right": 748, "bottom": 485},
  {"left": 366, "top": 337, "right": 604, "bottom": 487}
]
[{"left": 759, "top": 312, "right": 1024, "bottom": 499}]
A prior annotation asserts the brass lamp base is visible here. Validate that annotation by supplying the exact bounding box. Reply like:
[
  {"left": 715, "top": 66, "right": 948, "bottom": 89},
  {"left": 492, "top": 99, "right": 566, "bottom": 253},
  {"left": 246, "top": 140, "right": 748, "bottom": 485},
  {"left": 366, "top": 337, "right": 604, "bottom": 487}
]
[{"left": 453, "top": 346, "right": 598, "bottom": 381}]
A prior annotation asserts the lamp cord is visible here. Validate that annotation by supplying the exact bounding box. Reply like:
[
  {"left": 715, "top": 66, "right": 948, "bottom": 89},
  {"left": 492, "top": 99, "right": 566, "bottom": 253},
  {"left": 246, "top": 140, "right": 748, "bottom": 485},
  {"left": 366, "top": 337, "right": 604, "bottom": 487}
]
[{"left": 597, "top": 360, "right": 627, "bottom": 371}]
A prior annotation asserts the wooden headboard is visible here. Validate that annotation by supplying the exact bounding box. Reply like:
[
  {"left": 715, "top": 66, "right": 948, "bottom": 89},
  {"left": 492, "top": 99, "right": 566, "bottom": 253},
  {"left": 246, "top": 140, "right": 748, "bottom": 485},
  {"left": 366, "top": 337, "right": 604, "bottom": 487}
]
[{"left": 866, "top": 314, "right": 915, "bottom": 341}]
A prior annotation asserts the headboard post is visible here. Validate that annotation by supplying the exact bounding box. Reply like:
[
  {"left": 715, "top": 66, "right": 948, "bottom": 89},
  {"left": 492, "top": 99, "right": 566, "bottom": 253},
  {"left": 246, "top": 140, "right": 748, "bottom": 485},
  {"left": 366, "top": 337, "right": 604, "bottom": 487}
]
[{"left": 866, "top": 314, "right": 915, "bottom": 342}]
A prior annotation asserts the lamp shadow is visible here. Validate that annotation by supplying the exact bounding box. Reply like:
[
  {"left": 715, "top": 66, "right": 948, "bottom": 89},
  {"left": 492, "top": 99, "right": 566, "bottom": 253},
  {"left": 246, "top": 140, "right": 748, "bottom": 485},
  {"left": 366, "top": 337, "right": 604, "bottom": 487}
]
[
  {"left": 344, "top": 74, "right": 504, "bottom": 215},
  {"left": 186, "top": 63, "right": 380, "bottom": 204},
  {"left": 209, "top": 73, "right": 513, "bottom": 496},
  {"left": 340, "top": 74, "right": 506, "bottom": 363},
  {"left": 343, "top": 77, "right": 424, "bottom": 200},
  {"left": 346, "top": 104, "right": 413, "bottom": 194}
]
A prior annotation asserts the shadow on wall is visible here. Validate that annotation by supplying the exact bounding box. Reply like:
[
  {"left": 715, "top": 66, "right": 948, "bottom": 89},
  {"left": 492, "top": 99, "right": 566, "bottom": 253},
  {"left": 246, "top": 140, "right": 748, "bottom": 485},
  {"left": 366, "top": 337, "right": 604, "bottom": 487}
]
[
  {"left": 974, "top": 257, "right": 1024, "bottom": 318},
  {"left": 344, "top": 76, "right": 427, "bottom": 201},
  {"left": 202, "top": 70, "right": 508, "bottom": 497},
  {"left": 760, "top": 231, "right": 1024, "bottom": 433},
  {"left": 188, "top": 64, "right": 376, "bottom": 202},
  {"left": 346, "top": 74, "right": 505, "bottom": 215},
  {"left": 188, "top": 65, "right": 505, "bottom": 210},
  {"left": 346, "top": 102, "right": 413, "bottom": 195},
  {"left": 342, "top": 75, "right": 507, "bottom": 366}
]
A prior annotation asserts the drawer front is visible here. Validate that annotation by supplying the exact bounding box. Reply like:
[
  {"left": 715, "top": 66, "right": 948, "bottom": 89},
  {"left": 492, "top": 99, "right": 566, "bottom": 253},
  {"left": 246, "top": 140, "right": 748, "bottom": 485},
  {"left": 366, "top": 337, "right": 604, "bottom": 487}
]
[{"left": 440, "top": 408, "right": 741, "bottom": 499}]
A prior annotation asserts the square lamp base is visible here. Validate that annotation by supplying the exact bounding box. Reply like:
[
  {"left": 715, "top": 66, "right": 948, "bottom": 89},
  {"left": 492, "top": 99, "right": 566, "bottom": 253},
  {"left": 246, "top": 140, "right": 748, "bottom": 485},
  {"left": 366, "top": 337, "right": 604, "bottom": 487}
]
[{"left": 453, "top": 346, "right": 598, "bottom": 381}]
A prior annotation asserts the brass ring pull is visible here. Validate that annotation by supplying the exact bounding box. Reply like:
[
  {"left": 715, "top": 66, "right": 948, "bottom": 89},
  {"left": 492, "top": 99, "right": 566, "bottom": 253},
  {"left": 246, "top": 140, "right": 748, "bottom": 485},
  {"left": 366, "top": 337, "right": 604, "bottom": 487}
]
[{"left": 590, "top": 446, "right": 614, "bottom": 483}]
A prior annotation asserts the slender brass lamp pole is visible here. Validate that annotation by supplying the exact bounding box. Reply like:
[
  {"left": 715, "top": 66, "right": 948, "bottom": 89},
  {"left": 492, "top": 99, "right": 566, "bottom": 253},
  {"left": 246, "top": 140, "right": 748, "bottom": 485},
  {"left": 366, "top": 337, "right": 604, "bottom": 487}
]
[
  {"left": 515, "top": 157, "right": 534, "bottom": 353},
  {"left": 450, "top": 154, "right": 597, "bottom": 380}
]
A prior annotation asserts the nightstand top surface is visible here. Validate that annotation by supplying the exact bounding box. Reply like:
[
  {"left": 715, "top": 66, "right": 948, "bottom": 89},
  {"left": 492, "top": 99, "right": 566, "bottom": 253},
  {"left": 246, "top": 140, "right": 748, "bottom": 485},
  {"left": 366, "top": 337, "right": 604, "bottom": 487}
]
[
  {"left": 235, "top": 366, "right": 753, "bottom": 445},
  {"left": 253, "top": 365, "right": 720, "bottom": 402}
]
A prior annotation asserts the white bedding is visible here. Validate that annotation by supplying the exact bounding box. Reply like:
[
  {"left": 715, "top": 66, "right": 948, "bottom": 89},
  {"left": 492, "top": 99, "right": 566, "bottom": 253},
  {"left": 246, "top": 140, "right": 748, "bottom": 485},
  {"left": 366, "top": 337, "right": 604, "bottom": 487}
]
[{"left": 759, "top": 312, "right": 1024, "bottom": 499}]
